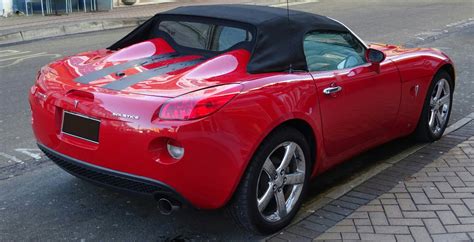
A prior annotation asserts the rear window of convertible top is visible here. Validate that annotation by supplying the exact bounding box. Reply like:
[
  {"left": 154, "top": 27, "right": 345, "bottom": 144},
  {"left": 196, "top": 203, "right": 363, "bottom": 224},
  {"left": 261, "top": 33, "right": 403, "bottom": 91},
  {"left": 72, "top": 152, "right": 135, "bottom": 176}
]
[{"left": 157, "top": 20, "right": 253, "bottom": 52}]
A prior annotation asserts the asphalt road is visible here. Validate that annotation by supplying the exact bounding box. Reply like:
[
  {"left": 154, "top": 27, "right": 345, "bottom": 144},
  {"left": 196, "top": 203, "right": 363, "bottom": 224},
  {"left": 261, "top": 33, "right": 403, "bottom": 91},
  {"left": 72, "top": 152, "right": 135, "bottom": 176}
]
[{"left": 0, "top": 0, "right": 473, "bottom": 240}]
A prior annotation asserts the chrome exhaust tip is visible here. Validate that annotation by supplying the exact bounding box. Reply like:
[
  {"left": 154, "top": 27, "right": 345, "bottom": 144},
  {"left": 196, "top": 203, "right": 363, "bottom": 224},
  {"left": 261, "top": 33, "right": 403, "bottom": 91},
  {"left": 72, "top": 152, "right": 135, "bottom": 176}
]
[{"left": 157, "top": 198, "right": 180, "bottom": 215}]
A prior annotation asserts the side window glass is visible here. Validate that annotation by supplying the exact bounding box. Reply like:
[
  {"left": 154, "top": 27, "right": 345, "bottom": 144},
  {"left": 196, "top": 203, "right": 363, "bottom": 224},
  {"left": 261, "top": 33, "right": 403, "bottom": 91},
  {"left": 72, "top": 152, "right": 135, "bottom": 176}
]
[{"left": 303, "top": 31, "right": 366, "bottom": 72}]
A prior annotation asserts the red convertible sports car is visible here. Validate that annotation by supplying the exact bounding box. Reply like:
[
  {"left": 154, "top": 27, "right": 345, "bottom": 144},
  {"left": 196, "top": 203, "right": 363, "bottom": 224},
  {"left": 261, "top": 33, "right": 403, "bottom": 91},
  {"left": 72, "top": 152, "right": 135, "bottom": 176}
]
[{"left": 30, "top": 5, "right": 454, "bottom": 233}]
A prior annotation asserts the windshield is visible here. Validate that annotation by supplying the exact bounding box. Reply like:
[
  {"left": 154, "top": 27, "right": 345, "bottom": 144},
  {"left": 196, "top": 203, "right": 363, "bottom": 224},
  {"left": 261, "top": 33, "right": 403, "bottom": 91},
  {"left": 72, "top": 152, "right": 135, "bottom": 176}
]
[{"left": 158, "top": 20, "right": 253, "bottom": 52}]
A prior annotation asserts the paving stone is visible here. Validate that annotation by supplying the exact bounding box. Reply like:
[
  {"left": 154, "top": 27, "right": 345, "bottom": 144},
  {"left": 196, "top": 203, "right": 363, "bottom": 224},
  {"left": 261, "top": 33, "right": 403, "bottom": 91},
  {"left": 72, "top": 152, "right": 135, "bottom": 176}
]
[
  {"left": 339, "top": 195, "right": 369, "bottom": 205},
  {"left": 459, "top": 217, "right": 474, "bottom": 224},
  {"left": 388, "top": 218, "right": 424, "bottom": 226},
  {"left": 438, "top": 167, "right": 468, "bottom": 172},
  {"left": 412, "top": 192, "right": 431, "bottom": 204},
  {"left": 374, "top": 225, "right": 410, "bottom": 234},
  {"left": 326, "top": 225, "right": 357, "bottom": 233},
  {"left": 432, "top": 233, "right": 471, "bottom": 242},
  {"left": 273, "top": 231, "right": 312, "bottom": 241},
  {"left": 373, "top": 174, "right": 402, "bottom": 184},
  {"left": 286, "top": 225, "right": 322, "bottom": 238},
  {"left": 428, "top": 171, "right": 457, "bottom": 177},
  {"left": 406, "top": 181, "right": 434, "bottom": 188},
  {"left": 314, "top": 232, "right": 341, "bottom": 240},
  {"left": 381, "top": 198, "right": 398, "bottom": 205},
  {"left": 346, "top": 211, "right": 368, "bottom": 219},
  {"left": 445, "top": 224, "right": 474, "bottom": 233},
  {"left": 430, "top": 198, "right": 464, "bottom": 204},
  {"left": 403, "top": 211, "right": 437, "bottom": 218},
  {"left": 357, "top": 205, "right": 384, "bottom": 212},
  {"left": 464, "top": 199, "right": 474, "bottom": 210},
  {"left": 361, "top": 182, "right": 392, "bottom": 193},
  {"left": 297, "top": 220, "right": 328, "bottom": 233},
  {"left": 407, "top": 187, "right": 424, "bottom": 192},
  {"left": 395, "top": 234, "right": 415, "bottom": 242},
  {"left": 353, "top": 218, "right": 371, "bottom": 226},
  {"left": 367, "top": 199, "right": 381, "bottom": 205},
  {"left": 453, "top": 187, "right": 474, "bottom": 193},
  {"left": 306, "top": 215, "right": 338, "bottom": 227},
  {"left": 356, "top": 225, "right": 374, "bottom": 233},
  {"left": 409, "top": 226, "right": 432, "bottom": 242},
  {"left": 414, "top": 173, "right": 429, "bottom": 178},
  {"left": 424, "top": 187, "right": 443, "bottom": 199},
  {"left": 423, "top": 218, "right": 447, "bottom": 234},
  {"left": 359, "top": 233, "right": 396, "bottom": 241},
  {"left": 398, "top": 198, "right": 417, "bottom": 211},
  {"left": 434, "top": 181, "right": 455, "bottom": 193},
  {"left": 389, "top": 186, "right": 408, "bottom": 193},
  {"left": 446, "top": 176, "right": 465, "bottom": 187},
  {"left": 314, "top": 209, "right": 345, "bottom": 222},
  {"left": 346, "top": 191, "right": 377, "bottom": 200},
  {"left": 331, "top": 199, "right": 360, "bottom": 210},
  {"left": 416, "top": 204, "right": 450, "bottom": 211},
  {"left": 450, "top": 204, "right": 472, "bottom": 217},
  {"left": 323, "top": 204, "right": 353, "bottom": 216},
  {"left": 369, "top": 212, "right": 388, "bottom": 225},
  {"left": 336, "top": 219, "right": 354, "bottom": 226},
  {"left": 378, "top": 193, "right": 396, "bottom": 199},
  {"left": 437, "top": 211, "right": 460, "bottom": 225},
  {"left": 443, "top": 192, "right": 474, "bottom": 199},
  {"left": 384, "top": 205, "right": 403, "bottom": 218},
  {"left": 341, "top": 232, "right": 360, "bottom": 240},
  {"left": 395, "top": 193, "right": 411, "bottom": 199},
  {"left": 353, "top": 186, "right": 383, "bottom": 196},
  {"left": 457, "top": 171, "right": 474, "bottom": 182}
]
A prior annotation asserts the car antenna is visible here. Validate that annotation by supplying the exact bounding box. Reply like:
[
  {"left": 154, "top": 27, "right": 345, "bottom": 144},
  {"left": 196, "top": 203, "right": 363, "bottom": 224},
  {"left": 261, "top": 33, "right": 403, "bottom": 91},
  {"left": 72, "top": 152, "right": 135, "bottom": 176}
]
[{"left": 286, "top": 0, "right": 294, "bottom": 74}]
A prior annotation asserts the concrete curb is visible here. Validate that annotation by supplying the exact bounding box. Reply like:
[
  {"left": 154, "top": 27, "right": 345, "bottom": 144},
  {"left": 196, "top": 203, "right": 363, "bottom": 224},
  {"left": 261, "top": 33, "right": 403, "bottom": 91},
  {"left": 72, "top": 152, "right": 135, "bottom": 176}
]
[
  {"left": 0, "top": 17, "right": 148, "bottom": 46},
  {"left": 0, "top": 0, "right": 318, "bottom": 47}
]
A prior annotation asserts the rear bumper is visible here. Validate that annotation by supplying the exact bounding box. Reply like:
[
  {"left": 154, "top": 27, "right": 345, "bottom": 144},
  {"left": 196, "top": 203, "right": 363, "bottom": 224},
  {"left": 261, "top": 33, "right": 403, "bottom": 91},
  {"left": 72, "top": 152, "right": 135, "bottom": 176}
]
[{"left": 38, "top": 143, "right": 191, "bottom": 207}]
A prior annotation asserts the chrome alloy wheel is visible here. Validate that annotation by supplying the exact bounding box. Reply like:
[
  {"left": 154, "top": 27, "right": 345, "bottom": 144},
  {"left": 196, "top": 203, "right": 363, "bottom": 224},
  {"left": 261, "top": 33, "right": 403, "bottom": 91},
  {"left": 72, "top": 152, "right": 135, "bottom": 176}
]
[
  {"left": 429, "top": 78, "right": 451, "bottom": 135},
  {"left": 256, "top": 141, "right": 306, "bottom": 222}
]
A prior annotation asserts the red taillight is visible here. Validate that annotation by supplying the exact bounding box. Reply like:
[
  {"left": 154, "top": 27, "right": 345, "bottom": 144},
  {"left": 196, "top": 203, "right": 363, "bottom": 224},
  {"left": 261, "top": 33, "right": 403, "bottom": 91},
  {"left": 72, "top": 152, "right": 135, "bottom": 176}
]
[{"left": 159, "top": 84, "right": 242, "bottom": 120}]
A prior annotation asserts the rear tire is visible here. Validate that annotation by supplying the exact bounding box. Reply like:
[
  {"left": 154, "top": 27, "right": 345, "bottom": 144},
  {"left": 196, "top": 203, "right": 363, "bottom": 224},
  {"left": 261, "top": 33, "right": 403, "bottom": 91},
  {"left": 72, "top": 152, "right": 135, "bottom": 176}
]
[
  {"left": 228, "top": 127, "right": 311, "bottom": 234},
  {"left": 414, "top": 70, "right": 453, "bottom": 142}
]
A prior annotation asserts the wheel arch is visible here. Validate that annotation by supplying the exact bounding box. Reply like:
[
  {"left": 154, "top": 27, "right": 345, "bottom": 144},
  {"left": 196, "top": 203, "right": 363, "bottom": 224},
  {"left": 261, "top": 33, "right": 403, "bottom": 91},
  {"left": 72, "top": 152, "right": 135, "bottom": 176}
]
[
  {"left": 275, "top": 119, "right": 317, "bottom": 168},
  {"left": 437, "top": 63, "right": 455, "bottom": 87}
]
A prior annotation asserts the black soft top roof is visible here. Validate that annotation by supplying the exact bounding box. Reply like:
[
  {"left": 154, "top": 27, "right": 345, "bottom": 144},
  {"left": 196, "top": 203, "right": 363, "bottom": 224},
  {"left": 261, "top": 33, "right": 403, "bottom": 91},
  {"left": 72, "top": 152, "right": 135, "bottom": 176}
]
[{"left": 109, "top": 4, "right": 349, "bottom": 73}]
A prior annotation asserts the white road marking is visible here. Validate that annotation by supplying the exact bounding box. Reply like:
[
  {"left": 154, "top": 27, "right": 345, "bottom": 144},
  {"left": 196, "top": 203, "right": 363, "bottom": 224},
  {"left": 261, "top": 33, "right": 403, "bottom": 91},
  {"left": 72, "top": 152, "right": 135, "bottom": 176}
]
[
  {"left": 0, "top": 152, "right": 24, "bottom": 164},
  {"left": 0, "top": 50, "right": 61, "bottom": 68},
  {"left": 14, "top": 148, "right": 42, "bottom": 160},
  {"left": 269, "top": 0, "right": 319, "bottom": 7},
  {"left": 0, "top": 50, "right": 32, "bottom": 58}
]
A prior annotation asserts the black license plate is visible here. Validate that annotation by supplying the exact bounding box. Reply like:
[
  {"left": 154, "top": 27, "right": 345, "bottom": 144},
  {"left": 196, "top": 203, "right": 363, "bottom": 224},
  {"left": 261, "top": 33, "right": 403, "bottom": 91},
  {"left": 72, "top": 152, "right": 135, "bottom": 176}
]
[{"left": 61, "top": 111, "right": 100, "bottom": 143}]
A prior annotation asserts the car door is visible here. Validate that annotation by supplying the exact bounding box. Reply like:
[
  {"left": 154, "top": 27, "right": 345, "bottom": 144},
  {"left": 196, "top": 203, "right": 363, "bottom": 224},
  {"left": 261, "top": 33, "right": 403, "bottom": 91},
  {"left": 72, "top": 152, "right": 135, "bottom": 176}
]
[{"left": 304, "top": 31, "right": 401, "bottom": 160}]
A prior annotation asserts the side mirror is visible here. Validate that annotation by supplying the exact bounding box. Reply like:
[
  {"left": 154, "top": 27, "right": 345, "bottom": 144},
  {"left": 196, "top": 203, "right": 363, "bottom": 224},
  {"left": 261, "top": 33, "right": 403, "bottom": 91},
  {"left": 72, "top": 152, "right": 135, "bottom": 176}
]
[{"left": 366, "top": 48, "right": 386, "bottom": 63}]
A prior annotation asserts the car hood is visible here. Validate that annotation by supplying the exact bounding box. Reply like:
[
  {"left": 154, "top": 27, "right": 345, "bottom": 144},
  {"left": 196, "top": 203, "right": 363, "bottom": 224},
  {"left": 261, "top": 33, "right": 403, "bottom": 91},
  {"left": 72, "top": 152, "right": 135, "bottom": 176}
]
[{"left": 37, "top": 38, "right": 252, "bottom": 98}]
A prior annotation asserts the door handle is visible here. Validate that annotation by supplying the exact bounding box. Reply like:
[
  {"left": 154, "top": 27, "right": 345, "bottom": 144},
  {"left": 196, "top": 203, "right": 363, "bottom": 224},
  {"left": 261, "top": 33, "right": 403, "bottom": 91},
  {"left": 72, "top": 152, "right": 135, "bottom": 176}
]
[{"left": 323, "top": 86, "right": 342, "bottom": 95}]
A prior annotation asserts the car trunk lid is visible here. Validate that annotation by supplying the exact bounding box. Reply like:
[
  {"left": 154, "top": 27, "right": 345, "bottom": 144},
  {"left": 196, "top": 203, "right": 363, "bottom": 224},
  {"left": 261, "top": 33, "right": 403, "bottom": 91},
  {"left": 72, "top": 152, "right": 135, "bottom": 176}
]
[{"left": 39, "top": 38, "right": 252, "bottom": 98}]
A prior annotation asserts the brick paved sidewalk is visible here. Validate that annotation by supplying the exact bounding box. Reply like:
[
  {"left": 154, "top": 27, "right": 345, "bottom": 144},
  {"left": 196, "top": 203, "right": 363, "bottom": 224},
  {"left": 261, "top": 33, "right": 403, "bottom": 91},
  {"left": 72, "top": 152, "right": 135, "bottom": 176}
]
[{"left": 270, "top": 121, "right": 474, "bottom": 241}]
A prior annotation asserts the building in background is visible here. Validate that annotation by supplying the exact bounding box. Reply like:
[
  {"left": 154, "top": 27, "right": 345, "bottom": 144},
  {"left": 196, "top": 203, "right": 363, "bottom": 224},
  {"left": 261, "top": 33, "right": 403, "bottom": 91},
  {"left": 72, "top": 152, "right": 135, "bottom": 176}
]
[{"left": 1, "top": 0, "right": 13, "bottom": 17}]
